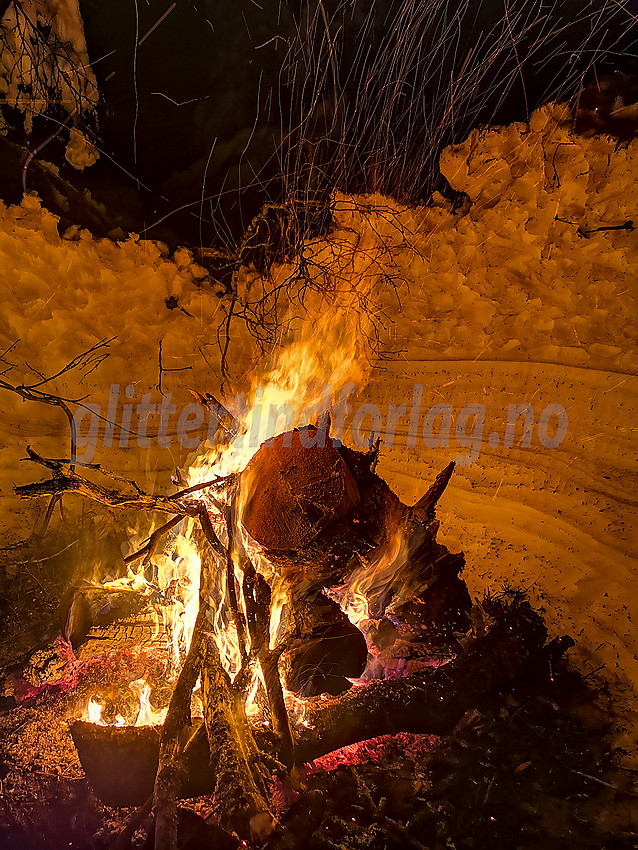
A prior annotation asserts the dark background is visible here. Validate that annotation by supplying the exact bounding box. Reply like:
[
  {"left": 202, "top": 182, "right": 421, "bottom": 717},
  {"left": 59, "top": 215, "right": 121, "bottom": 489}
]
[{"left": 1, "top": 0, "right": 636, "bottom": 256}]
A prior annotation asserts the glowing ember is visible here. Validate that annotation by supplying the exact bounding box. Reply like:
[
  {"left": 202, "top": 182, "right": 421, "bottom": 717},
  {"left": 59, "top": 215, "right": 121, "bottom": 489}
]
[{"left": 307, "top": 732, "right": 441, "bottom": 773}]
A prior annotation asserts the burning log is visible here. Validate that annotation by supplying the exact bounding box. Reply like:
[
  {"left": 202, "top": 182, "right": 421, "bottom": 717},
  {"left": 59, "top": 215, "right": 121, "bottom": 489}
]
[
  {"left": 60, "top": 581, "right": 157, "bottom": 651},
  {"left": 237, "top": 425, "right": 410, "bottom": 594},
  {"left": 242, "top": 562, "right": 295, "bottom": 766},
  {"left": 153, "top": 609, "right": 207, "bottom": 850},
  {"left": 200, "top": 629, "right": 275, "bottom": 842},
  {"left": 233, "top": 425, "right": 457, "bottom": 659},
  {"left": 70, "top": 600, "right": 570, "bottom": 811},
  {"left": 240, "top": 424, "right": 361, "bottom": 552}
]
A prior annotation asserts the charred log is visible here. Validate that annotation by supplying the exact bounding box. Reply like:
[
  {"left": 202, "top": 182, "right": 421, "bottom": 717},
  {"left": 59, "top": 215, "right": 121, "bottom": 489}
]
[
  {"left": 200, "top": 630, "right": 275, "bottom": 843},
  {"left": 70, "top": 722, "right": 162, "bottom": 808},
  {"left": 242, "top": 563, "right": 295, "bottom": 767},
  {"left": 293, "top": 601, "right": 551, "bottom": 763},
  {"left": 60, "top": 581, "right": 152, "bottom": 649},
  {"left": 283, "top": 593, "right": 367, "bottom": 697},
  {"left": 392, "top": 552, "right": 473, "bottom": 649},
  {"left": 153, "top": 609, "right": 207, "bottom": 850},
  {"left": 71, "top": 601, "right": 569, "bottom": 809}
]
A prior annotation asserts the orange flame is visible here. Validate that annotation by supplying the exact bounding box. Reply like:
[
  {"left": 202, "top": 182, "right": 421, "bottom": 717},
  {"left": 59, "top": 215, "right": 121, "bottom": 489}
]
[
  {"left": 81, "top": 681, "right": 167, "bottom": 727},
  {"left": 85, "top": 694, "right": 105, "bottom": 725},
  {"left": 87, "top": 305, "right": 371, "bottom": 724},
  {"left": 130, "top": 679, "right": 168, "bottom": 727},
  {"left": 177, "top": 306, "right": 369, "bottom": 683}
]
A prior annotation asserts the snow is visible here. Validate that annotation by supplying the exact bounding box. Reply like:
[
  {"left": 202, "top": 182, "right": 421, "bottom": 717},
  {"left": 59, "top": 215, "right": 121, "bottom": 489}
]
[
  {"left": 0, "top": 103, "right": 636, "bottom": 755},
  {"left": 64, "top": 129, "right": 99, "bottom": 170},
  {"left": 0, "top": 0, "right": 98, "bottom": 136}
]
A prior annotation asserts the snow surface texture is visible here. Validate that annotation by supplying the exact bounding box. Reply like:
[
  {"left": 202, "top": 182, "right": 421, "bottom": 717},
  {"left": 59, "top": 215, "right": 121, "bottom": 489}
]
[
  {"left": 0, "top": 0, "right": 98, "bottom": 135},
  {"left": 0, "top": 103, "right": 636, "bottom": 753}
]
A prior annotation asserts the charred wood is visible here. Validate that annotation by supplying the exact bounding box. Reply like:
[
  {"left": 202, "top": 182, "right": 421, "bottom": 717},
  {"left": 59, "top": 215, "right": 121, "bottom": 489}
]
[
  {"left": 242, "top": 563, "right": 295, "bottom": 767},
  {"left": 71, "top": 601, "right": 567, "bottom": 809},
  {"left": 410, "top": 461, "right": 456, "bottom": 522},
  {"left": 283, "top": 593, "right": 367, "bottom": 697},
  {"left": 200, "top": 629, "right": 275, "bottom": 842},
  {"left": 152, "top": 608, "right": 207, "bottom": 850},
  {"left": 60, "top": 581, "right": 152, "bottom": 649},
  {"left": 70, "top": 721, "right": 162, "bottom": 807},
  {"left": 293, "top": 601, "right": 549, "bottom": 763}
]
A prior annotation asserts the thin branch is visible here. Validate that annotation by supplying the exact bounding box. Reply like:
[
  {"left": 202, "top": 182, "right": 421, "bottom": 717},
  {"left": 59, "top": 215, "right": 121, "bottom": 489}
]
[
  {"left": 16, "top": 449, "right": 237, "bottom": 520},
  {"left": 123, "top": 516, "right": 183, "bottom": 566},
  {"left": 221, "top": 496, "right": 248, "bottom": 664},
  {"left": 15, "top": 467, "right": 196, "bottom": 517}
]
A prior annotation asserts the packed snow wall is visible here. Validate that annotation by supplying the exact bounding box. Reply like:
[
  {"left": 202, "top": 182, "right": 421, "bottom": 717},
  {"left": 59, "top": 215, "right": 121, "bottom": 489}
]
[{"left": 1, "top": 105, "right": 636, "bottom": 753}]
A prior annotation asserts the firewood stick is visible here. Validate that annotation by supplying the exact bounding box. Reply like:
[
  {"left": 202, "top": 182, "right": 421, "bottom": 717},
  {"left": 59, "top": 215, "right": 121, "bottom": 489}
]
[
  {"left": 243, "top": 563, "right": 295, "bottom": 767},
  {"left": 196, "top": 502, "right": 227, "bottom": 558},
  {"left": 152, "top": 608, "right": 207, "bottom": 850},
  {"left": 259, "top": 651, "right": 295, "bottom": 767},
  {"left": 232, "top": 652, "right": 258, "bottom": 696},
  {"left": 152, "top": 502, "right": 260, "bottom": 848},
  {"left": 198, "top": 507, "right": 272, "bottom": 840},
  {"left": 123, "top": 516, "right": 183, "bottom": 566},
  {"left": 189, "top": 390, "right": 239, "bottom": 438},
  {"left": 221, "top": 492, "right": 293, "bottom": 766},
  {"left": 15, "top": 473, "right": 196, "bottom": 515},
  {"left": 200, "top": 627, "right": 275, "bottom": 843},
  {"left": 222, "top": 499, "right": 248, "bottom": 662},
  {"left": 15, "top": 450, "right": 235, "bottom": 519}
]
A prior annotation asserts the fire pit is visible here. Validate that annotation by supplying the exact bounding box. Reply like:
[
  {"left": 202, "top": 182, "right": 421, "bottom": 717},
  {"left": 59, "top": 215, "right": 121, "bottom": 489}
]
[{"left": 1, "top": 400, "right": 597, "bottom": 850}]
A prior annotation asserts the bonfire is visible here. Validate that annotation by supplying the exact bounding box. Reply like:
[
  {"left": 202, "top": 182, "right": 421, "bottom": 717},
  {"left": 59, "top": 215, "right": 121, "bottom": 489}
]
[{"left": 7, "top": 374, "right": 569, "bottom": 849}]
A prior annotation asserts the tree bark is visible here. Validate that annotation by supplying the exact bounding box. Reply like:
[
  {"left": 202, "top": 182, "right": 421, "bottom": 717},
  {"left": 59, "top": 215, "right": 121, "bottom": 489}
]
[
  {"left": 200, "top": 629, "right": 275, "bottom": 843},
  {"left": 152, "top": 609, "right": 206, "bottom": 850}
]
